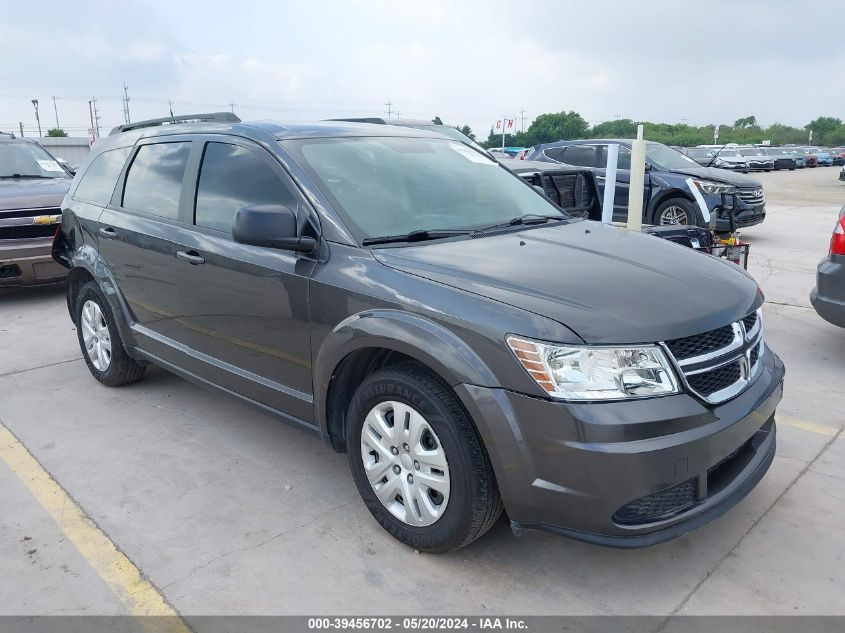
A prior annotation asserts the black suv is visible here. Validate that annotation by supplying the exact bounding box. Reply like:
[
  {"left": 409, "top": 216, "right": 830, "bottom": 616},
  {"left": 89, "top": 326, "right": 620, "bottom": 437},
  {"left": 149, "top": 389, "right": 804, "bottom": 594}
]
[
  {"left": 54, "top": 114, "right": 784, "bottom": 552},
  {"left": 527, "top": 139, "right": 767, "bottom": 231}
]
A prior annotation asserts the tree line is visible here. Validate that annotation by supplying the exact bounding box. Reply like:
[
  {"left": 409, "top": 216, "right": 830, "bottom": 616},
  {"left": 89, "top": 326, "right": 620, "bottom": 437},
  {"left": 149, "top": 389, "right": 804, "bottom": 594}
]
[{"left": 451, "top": 112, "right": 845, "bottom": 149}]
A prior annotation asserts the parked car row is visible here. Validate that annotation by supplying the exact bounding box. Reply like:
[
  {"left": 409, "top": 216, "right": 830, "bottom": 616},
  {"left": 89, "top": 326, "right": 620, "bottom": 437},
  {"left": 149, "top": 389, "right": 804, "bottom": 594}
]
[{"left": 524, "top": 139, "right": 767, "bottom": 230}]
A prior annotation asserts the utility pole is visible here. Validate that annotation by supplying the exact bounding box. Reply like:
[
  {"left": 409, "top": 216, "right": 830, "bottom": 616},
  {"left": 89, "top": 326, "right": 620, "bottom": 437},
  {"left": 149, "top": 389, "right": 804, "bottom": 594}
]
[
  {"left": 31, "top": 99, "right": 42, "bottom": 137},
  {"left": 19, "top": 122, "right": 24, "bottom": 137},
  {"left": 122, "top": 83, "right": 131, "bottom": 124},
  {"left": 519, "top": 109, "right": 526, "bottom": 133},
  {"left": 228, "top": 102, "right": 235, "bottom": 113},
  {"left": 384, "top": 101, "right": 394, "bottom": 118},
  {"left": 51, "top": 96, "right": 60, "bottom": 130},
  {"left": 168, "top": 99, "right": 174, "bottom": 117},
  {"left": 91, "top": 97, "right": 101, "bottom": 138}
]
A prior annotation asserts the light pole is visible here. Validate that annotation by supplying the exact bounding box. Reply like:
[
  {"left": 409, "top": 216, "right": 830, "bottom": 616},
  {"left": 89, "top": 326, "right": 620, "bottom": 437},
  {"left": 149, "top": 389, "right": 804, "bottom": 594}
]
[{"left": 31, "top": 99, "right": 42, "bottom": 137}]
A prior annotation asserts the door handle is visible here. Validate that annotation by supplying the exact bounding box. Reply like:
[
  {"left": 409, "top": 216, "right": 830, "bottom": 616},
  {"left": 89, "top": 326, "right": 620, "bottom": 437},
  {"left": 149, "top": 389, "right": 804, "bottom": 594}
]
[
  {"left": 98, "top": 227, "right": 118, "bottom": 239},
  {"left": 176, "top": 250, "right": 206, "bottom": 265}
]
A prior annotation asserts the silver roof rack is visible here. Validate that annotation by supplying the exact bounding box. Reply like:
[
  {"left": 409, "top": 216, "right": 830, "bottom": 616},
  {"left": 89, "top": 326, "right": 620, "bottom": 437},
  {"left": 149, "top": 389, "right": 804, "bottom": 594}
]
[{"left": 109, "top": 112, "right": 241, "bottom": 136}]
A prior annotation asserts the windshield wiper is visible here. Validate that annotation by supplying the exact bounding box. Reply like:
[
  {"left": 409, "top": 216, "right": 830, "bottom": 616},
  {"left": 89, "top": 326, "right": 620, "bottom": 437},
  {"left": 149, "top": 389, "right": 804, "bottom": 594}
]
[
  {"left": 362, "top": 229, "right": 472, "bottom": 246},
  {"left": 0, "top": 173, "right": 54, "bottom": 179},
  {"left": 473, "top": 214, "right": 567, "bottom": 234},
  {"left": 705, "top": 144, "right": 728, "bottom": 167}
]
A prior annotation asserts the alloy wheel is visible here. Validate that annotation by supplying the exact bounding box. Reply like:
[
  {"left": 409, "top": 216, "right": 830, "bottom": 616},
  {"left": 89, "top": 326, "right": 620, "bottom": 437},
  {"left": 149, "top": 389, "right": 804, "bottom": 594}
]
[
  {"left": 360, "top": 400, "right": 450, "bottom": 527},
  {"left": 80, "top": 300, "right": 112, "bottom": 372},
  {"left": 659, "top": 206, "right": 690, "bottom": 225}
]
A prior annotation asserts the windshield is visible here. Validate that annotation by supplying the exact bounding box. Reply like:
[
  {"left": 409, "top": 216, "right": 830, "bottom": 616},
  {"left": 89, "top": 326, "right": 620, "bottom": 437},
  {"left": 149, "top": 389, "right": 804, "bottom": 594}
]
[
  {"left": 645, "top": 142, "right": 701, "bottom": 169},
  {"left": 0, "top": 142, "right": 70, "bottom": 178},
  {"left": 403, "top": 124, "right": 489, "bottom": 155},
  {"left": 737, "top": 148, "right": 759, "bottom": 156},
  {"left": 285, "top": 136, "right": 568, "bottom": 243},
  {"left": 685, "top": 149, "right": 711, "bottom": 159}
]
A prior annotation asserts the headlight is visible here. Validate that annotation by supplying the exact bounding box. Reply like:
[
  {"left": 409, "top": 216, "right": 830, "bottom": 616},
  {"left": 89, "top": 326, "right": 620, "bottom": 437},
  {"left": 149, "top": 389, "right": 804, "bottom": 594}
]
[
  {"left": 694, "top": 180, "right": 736, "bottom": 195},
  {"left": 507, "top": 337, "right": 680, "bottom": 401}
]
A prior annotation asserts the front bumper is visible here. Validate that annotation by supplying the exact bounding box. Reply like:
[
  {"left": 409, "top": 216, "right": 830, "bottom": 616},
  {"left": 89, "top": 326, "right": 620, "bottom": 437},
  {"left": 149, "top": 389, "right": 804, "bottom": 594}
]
[
  {"left": 0, "top": 237, "right": 68, "bottom": 286},
  {"left": 456, "top": 346, "right": 784, "bottom": 547},
  {"left": 811, "top": 255, "right": 845, "bottom": 328}
]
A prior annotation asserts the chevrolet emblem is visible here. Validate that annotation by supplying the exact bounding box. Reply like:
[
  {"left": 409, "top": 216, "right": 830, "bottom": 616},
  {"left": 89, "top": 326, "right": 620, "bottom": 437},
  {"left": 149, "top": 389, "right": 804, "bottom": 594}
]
[{"left": 32, "top": 215, "right": 59, "bottom": 225}]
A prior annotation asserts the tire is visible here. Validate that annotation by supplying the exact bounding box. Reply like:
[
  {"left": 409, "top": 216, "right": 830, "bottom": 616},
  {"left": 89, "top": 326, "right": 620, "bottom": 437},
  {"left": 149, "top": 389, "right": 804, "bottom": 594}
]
[
  {"left": 346, "top": 362, "right": 503, "bottom": 553},
  {"left": 75, "top": 281, "right": 146, "bottom": 387},
  {"left": 651, "top": 197, "right": 703, "bottom": 227}
]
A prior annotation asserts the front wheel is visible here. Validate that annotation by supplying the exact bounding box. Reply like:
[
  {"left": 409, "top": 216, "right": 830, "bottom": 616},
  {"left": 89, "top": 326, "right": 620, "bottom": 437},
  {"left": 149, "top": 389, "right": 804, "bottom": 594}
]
[
  {"left": 347, "top": 362, "right": 502, "bottom": 552},
  {"left": 652, "top": 197, "right": 703, "bottom": 227}
]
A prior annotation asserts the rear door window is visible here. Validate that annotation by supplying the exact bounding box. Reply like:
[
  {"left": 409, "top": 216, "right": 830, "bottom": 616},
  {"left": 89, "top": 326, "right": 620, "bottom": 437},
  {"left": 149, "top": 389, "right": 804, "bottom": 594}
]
[
  {"left": 194, "top": 142, "right": 296, "bottom": 233},
  {"left": 560, "top": 145, "right": 598, "bottom": 167},
  {"left": 122, "top": 142, "right": 192, "bottom": 220},
  {"left": 74, "top": 147, "right": 131, "bottom": 204}
]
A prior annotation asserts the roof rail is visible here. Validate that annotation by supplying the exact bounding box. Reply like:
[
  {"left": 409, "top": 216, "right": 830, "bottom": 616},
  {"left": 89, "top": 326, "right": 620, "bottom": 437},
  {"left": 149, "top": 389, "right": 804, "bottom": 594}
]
[{"left": 109, "top": 112, "right": 241, "bottom": 136}]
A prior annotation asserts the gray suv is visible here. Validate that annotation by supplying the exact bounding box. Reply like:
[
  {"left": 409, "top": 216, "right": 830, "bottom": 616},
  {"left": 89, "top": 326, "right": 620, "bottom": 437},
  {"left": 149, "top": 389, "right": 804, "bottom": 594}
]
[
  {"left": 54, "top": 114, "right": 784, "bottom": 552},
  {"left": 1, "top": 132, "right": 72, "bottom": 285}
]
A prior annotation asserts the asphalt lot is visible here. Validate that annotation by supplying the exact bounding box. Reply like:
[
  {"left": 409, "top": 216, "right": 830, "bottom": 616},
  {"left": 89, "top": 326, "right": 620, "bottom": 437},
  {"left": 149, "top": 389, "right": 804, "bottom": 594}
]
[{"left": 1, "top": 165, "right": 844, "bottom": 620}]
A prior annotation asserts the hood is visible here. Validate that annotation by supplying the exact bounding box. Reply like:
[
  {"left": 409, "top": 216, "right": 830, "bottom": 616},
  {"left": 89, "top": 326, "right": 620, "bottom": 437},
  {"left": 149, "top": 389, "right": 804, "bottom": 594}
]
[
  {"left": 373, "top": 221, "right": 760, "bottom": 344},
  {"left": 0, "top": 178, "right": 70, "bottom": 212},
  {"left": 660, "top": 165, "right": 762, "bottom": 187}
]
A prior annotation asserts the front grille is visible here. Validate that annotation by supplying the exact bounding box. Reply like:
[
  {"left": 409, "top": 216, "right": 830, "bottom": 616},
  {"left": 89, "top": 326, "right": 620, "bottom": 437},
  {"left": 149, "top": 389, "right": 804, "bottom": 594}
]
[
  {"left": 612, "top": 478, "right": 698, "bottom": 525},
  {"left": 0, "top": 224, "right": 57, "bottom": 240},
  {"left": 742, "top": 312, "right": 758, "bottom": 332},
  {"left": 665, "top": 324, "right": 735, "bottom": 361},
  {"left": 749, "top": 344, "right": 760, "bottom": 367},
  {"left": 664, "top": 310, "right": 763, "bottom": 405},
  {"left": 0, "top": 207, "right": 60, "bottom": 219},
  {"left": 687, "top": 361, "right": 742, "bottom": 397},
  {"left": 0, "top": 207, "right": 61, "bottom": 241},
  {"left": 736, "top": 187, "right": 765, "bottom": 206}
]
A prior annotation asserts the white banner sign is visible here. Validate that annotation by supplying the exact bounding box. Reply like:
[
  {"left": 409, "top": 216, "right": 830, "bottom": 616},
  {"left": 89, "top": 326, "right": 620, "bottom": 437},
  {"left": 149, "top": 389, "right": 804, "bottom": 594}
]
[{"left": 494, "top": 118, "right": 516, "bottom": 134}]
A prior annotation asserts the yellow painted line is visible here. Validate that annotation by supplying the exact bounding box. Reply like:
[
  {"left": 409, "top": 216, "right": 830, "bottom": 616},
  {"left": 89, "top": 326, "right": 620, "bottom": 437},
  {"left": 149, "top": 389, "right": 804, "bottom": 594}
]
[
  {"left": 0, "top": 422, "right": 191, "bottom": 632},
  {"left": 777, "top": 414, "right": 838, "bottom": 437}
]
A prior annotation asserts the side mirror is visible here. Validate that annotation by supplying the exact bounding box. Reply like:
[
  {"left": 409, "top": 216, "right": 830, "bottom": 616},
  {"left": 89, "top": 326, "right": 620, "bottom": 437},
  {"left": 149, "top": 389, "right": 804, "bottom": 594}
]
[{"left": 233, "top": 204, "right": 316, "bottom": 254}]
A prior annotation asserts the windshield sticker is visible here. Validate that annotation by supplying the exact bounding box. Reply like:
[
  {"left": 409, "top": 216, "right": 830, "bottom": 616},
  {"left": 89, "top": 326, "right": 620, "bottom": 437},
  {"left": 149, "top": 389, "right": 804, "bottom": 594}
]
[
  {"left": 448, "top": 142, "right": 496, "bottom": 165},
  {"left": 36, "top": 159, "right": 64, "bottom": 172}
]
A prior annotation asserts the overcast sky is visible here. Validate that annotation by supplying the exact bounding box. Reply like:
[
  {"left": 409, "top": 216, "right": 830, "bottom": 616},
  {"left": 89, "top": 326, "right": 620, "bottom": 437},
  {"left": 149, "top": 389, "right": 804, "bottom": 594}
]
[{"left": 2, "top": 0, "right": 844, "bottom": 139}]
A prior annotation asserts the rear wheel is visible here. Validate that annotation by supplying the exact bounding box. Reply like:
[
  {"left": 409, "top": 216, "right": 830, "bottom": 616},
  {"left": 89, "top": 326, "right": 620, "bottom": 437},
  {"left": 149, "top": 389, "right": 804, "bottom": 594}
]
[
  {"left": 346, "top": 362, "right": 502, "bottom": 552},
  {"left": 75, "top": 282, "right": 145, "bottom": 387}
]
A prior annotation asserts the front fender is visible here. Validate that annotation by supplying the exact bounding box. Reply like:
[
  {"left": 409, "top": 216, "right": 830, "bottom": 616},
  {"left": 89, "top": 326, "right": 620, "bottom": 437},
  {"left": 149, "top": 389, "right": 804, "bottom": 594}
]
[{"left": 313, "top": 309, "right": 499, "bottom": 436}]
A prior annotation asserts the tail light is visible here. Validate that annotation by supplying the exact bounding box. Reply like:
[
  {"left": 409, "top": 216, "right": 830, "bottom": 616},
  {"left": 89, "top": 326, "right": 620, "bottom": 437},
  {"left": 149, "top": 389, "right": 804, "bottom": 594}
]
[{"left": 831, "top": 213, "right": 845, "bottom": 255}]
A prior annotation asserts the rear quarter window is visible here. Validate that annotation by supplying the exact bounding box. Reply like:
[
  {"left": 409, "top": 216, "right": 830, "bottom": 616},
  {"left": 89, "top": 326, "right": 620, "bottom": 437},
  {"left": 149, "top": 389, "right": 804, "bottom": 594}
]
[{"left": 73, "top": 147, "right": 132, "bottom": 205}]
